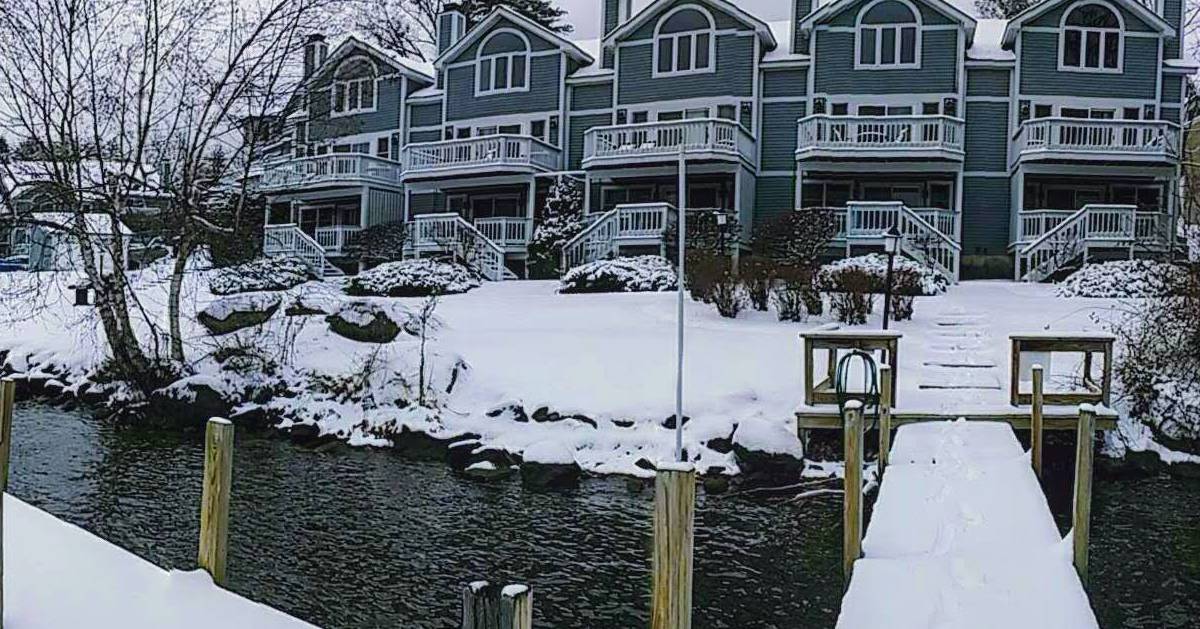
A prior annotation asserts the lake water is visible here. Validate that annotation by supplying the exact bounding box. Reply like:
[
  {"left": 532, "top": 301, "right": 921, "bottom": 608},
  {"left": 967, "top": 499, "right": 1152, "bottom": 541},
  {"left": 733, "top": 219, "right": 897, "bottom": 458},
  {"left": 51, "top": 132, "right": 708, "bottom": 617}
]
[{"left": 8, "top": 402, "right": 1200, "bottom": 628}]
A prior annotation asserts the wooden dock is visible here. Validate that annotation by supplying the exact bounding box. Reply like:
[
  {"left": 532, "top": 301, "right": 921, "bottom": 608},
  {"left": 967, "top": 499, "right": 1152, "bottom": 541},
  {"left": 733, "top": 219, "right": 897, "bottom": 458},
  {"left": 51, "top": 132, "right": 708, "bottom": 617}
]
[{"left": 836, "top": 418, "right": 1100, "bottom": 629}]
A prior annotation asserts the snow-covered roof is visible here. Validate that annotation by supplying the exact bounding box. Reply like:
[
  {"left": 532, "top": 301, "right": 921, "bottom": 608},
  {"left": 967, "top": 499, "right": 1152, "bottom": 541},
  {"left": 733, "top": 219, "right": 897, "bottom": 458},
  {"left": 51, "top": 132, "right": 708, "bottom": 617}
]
[
  {"left": 30, "top": 212, "right": 133, "bottom": 236},
  {"left": 569, "top": 37, "right": 614, "bottom": 78},
  {"left": 409, "top": 86, "right": 445, "bottom": 100},
  {"left": 968, "top": 18, "right": 1014, "bottom": 61},
  {"left": 763, "top": 19, "right": 809, "bottom": 64},
  {"left": 318, "top": 35, "right": 435, "bottom": 84}
]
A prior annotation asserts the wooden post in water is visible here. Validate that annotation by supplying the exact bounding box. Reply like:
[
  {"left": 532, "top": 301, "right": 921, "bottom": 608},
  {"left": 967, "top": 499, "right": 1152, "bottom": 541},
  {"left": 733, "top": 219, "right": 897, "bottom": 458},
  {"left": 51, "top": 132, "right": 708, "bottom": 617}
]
[
  {"left": 198, "top": 417, "right": 234, "bottom": 586},
  {"left": 1031, "top": 365, "right": 1045, "bottom": 478},
  {"left": 651, "top": 463, "right": 695, "bottom": 629},
  {"left": 501, "top": 585, "right": 533, "bottom": 629},
  {"left": 878, "top": 365, "right": 893, "bottom": 471},
  {"left": 463, "top": 581, "right": 532, "bottom": 629},
  {"left": 1072, "top": 405, "right": 1095, "bottom": 584},
  {"left": 0, "top": 378, "right": 15, "bottom": 629},
  {"left": 842, "top": 401, "right": 864, "bottom": 585}
]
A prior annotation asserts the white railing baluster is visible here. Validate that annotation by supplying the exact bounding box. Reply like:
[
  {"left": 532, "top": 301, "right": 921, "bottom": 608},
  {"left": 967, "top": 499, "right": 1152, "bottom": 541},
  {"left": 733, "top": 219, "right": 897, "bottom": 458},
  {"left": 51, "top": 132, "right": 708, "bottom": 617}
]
[
  {"left": 583, "top": 119, "right": 754, "bottom": 165},
  {"left": 1015, "top": 118, "right": 1178, "bottom": 159},
  {"left": 401, "top": 135, "right": 562, "bottom": 175},
  {"left": 796, "top": 115, "right": 965, "bottom": 156}
]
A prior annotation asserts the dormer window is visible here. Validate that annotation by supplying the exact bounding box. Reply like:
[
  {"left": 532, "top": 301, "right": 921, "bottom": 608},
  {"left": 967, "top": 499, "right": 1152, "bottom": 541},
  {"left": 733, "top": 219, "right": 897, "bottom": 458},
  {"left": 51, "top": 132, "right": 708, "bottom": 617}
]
[
  {"left": 1060, "top": 2, "right": 1122, "bottom": 72},
  {"left": 855, "top": 0, "right": 921, "bottom": 69},
  {"left": 331, "top": 57, "right": 377, "bottom": 116},
  {"left": 653, "top": 6, "right": 715, "bottom": 77},
  {"left": 477, "top": 29, "right": 530, "bottom": 96}
]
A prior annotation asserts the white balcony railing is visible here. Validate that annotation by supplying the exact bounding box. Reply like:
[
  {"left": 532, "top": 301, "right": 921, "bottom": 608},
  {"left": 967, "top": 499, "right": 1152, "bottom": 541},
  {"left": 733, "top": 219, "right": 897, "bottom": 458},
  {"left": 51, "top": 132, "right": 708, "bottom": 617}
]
[
  {"left": 583, "top": 119, "right": 756, "bottom": 166},
  {"left": 474, "top": 217, "right": 533, "bottom": 250},
  {"left": 1018, "top": 208, "right": 1169, "bottom": 244},
  {"left": 402, "top": 135, "right": 561, "bottom": 175},
  {"left": 562, "top": 203, "right": 680, "bottom": 270},
  {"left": 1014, "top": 118, "right": 1179, "bottom": 160},
  {"left": 313, "top": 225, "right": 362, "bottom": 255},
  {"left": 258, "top": 154, "right": 403, "bottom": 191},
  {"left": 796, "top": 115, "right": 965, "bottom": 158}
]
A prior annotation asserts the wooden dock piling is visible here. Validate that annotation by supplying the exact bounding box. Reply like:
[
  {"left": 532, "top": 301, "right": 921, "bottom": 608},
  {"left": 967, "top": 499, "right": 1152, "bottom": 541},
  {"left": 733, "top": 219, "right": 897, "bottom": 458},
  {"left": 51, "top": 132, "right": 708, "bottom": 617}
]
[
  {"left": 0, "top": 378, "right": 14, "bottom": 628},
  {"left": 1072, "top": 405, "right": 1096, "bottom": 584},
  {"left": 1031, "top": 365, "right": 1044, "bottom": 478},
  {"left": 198, "top": 417, "right": 234, "bottom": 586},
  {"left": 651, "top": 463, "right": 695, "bottom": 629},
  {"left": 463, "top": 581, "right": 533, "bottom": 629},
  {"left": 878, "top": 365, "right": 893, "bottom": 472},
  {"left": 842, "top": 401, "right": 864, "bottom": 585}
]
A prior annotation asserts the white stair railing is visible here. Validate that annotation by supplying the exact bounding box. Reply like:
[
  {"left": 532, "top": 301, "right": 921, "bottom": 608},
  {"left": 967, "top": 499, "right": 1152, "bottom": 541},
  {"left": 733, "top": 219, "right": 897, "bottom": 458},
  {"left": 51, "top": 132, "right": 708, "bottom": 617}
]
[
  {"left": 841, "top": 202, "right": 961, "bottom": 280},
  {"left": 1019, "top": 205, "right": 1137, "bottom": 282},
  {"left": 562, "top": 208, "right": 621, "bottom": 271},
  {"left": 263, "top": 224, "right": 328, "bottom": 279},
  {"left": 408, "top": 213, "right": 508, "bottom": 281},
  {"left": 560, "top": 203, "right": 679, "bottom": 271}
]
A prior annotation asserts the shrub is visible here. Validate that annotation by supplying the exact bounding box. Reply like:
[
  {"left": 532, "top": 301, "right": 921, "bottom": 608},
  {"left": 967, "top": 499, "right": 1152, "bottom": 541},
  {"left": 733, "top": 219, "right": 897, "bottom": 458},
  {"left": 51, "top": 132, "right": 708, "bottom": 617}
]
[
  {"left": 1056, "top": 260, "right": 1189, "bottom": 298},
  {"left": 741, "top": 257, "right": 773, "bottom": 312},
  {"left": 346, "top": 259, "right": 479, "bottom": 297},
  {"left": 705, "top": 259, "right": 747, "bottom": 318},
  {"left": 344, "top": 222, "right": 408, "bottom": 265},
  {"left": 208, "top": 256, "right": 311, "bottom": 295},
  {"left": 771, "top": 265, "right": 818, "bottom": 322},
  {"left": 826, "top": 267, "right": 875, "bottom": 325},
  {"left": 663, "top": 210, "right": 741, "bottom": 301},
  {"left": 816, "top": 254, "right": 949, "bottom": 296},
  {"left": 559, "top": 256, "right": 678, "bottom": 293},
  {"left": 527, "top": 176, "right": 586, "bottom": 279}
]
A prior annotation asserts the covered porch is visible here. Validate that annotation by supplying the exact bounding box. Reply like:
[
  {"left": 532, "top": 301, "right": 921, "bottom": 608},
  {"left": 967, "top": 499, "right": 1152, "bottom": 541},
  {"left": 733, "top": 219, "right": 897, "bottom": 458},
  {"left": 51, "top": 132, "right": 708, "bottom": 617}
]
[
  {"left": 405, "top": 175, "right": 547, "bottom": 254},
  {"left": 799, "top": 171, "right": 962, "bottom": 242}
]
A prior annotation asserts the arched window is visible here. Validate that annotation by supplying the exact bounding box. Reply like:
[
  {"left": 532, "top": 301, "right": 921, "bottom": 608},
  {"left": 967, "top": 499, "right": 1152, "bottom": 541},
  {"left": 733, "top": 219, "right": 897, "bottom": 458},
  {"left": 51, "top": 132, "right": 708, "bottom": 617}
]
[
  {"left": 856, "top": 0, "right": 921, "bottom": 69},
  {"left": 654, "top": 6, "right": 715, "bottom": 77},
  {"left": 1060, "top": 2, "right": 1122, "bottom": 72},
  {"left": 331, "top": 57, "right": 377, "bottom": 116},
  {"left": 477, "top": 29, "right": 530, "bottom": 95}
]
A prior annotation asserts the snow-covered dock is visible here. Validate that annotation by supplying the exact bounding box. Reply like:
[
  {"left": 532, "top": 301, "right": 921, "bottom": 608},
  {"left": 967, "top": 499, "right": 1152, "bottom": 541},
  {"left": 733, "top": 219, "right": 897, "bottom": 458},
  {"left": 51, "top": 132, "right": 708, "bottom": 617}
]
[
  {"left": 836, "top": 421, "right": 1098, "bottom": 629},
  {"left": 3, "top": 493, "right": 316, "bottom": 628}
]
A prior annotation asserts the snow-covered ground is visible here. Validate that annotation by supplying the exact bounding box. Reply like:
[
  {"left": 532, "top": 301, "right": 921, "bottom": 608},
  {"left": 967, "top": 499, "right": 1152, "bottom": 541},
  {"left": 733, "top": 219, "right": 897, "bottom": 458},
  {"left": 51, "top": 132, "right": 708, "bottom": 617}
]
[
  {"left": 0, "top": 265, "right": 1191, "bottom": 476},
  {"left": 4, "top": 494, "right": 315, "bottom": 627}
]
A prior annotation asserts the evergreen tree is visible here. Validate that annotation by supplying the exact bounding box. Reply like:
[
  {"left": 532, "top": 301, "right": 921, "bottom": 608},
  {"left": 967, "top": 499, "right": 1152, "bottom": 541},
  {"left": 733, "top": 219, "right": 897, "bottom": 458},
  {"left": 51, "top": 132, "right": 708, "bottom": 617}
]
[
  {"left": 450, "top": 0, "right": 571, "bottom": 33},
  {"left": 526, "top": 176, "right": 585, "bottom": 278}
]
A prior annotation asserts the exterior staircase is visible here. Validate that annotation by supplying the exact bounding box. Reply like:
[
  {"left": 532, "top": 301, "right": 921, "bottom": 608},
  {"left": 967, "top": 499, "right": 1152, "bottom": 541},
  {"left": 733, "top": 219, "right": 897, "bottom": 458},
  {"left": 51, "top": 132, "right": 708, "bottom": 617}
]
[
  {"left": 406, "top": 213, "right": 516, "bottom": 281},
  {"left": 561, "top": 203, "right": 679, "bottom": 270},
  {"left": 263, "top": 224, "right": 344, "bottom": 279},
  {"left": 1016, "top": 204, "right": 1163, "bottom": 282},
  {"left": 837, "top": 201, "right": 962, "bottom": 280}
]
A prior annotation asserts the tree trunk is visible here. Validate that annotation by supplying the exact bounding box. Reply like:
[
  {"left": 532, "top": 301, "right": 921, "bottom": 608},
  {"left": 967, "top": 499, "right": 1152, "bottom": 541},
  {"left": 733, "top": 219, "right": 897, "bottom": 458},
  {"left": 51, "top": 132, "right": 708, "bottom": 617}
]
[{"left": 168, "top": 237, "right": 193, "bottom": 363}]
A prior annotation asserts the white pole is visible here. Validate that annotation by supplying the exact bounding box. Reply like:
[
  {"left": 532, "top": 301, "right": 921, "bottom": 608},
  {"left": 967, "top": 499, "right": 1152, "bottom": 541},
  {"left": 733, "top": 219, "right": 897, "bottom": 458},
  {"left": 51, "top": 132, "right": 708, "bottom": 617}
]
[{"left": 675, "top": 150, "right": 686, "bottom": 463}]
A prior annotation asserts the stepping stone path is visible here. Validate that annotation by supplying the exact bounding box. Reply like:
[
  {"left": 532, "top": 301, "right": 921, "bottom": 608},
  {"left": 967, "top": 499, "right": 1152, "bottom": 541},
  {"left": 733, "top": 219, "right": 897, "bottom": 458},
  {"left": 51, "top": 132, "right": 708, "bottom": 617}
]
[{"left": 918, "top": 309, "right": 1004, "bottom": 401}]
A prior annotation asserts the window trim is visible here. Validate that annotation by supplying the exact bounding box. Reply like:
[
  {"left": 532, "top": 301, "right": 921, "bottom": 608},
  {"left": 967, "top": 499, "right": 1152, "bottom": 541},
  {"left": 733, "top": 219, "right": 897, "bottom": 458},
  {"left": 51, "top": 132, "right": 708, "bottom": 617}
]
[
  {"left": 854, "top": 0, "right": 922, "bottom": 70},
  {"left": 651, "top": 4, "right": 717, "bottom": 78},
  {"left": 1057, "top": 0, "right": 1124, "bottom": 74},
  {"left": 329, "top": 57, "right": 379, "bottom": 118},
  {"left": 475, "top": 28, "right": 532, "bottom": 97}
]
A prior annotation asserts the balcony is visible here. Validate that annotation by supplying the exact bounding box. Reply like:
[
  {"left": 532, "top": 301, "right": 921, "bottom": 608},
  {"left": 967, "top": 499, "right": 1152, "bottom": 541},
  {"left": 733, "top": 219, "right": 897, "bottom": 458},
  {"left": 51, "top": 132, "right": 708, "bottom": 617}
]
[
  {"left": 473, "top": 216, "right": 534, "bottom": 252},
  {"left": 582, "top": 119, "right": 756, "bottom": 169},
  {"left": 401, "top": 135, "right": 562, "bottom": 180},
  {"left": 257, "top": 154, "right": 403, "bottom": 192},
  {"left": 1013, "top": 118, "right": 1179, "bottom": 164},
  {"left": 796, "top": 115, "right": 965, "bottom": 162}
]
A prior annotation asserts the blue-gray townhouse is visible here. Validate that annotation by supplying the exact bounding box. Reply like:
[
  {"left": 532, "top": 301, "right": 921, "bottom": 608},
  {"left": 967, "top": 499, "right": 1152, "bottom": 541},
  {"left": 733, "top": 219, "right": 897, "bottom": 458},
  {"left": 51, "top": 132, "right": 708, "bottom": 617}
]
[{"left": 255, "top": 0, "right": 1194, "bottom": 281}]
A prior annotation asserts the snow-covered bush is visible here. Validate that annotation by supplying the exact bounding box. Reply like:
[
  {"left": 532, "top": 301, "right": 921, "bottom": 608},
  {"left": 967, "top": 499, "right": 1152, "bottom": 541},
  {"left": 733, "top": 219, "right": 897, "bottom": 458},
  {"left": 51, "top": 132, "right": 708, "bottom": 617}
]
[
  {"left": 346, "top": 259, "right": 480, "bottom": 297},
  {"left": 816, "top": 254, "right": 949, "bottom": 296},
  {"left": 559, "top": 256, "right": 678, "bottom": 293},
  {"left": 208, "top": 256, "right": 311, "bottom": 295},
  {"left": 527, "top": 176, "right": 586, "bottom": 279},
  {"left": 1056, "top": 260, "right": 1189, "bottom": 298}
]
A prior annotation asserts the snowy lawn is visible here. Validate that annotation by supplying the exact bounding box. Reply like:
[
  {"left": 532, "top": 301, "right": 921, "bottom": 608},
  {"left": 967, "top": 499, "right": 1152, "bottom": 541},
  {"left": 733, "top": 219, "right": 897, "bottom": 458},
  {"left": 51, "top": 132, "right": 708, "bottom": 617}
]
[
  {"left": 0, "top": 267, "right": 1148, "bottom": 476},
  {"left": 3, "top": 494, "right": 315, "bottom": 627}
]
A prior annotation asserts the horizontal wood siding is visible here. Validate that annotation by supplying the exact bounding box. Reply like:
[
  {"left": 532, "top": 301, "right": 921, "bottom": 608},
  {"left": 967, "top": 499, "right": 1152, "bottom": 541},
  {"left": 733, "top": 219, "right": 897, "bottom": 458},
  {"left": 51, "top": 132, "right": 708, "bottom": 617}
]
[
  {"left": 962, "top": 176, "right": 1011, "bottom": 254},
  {"left": 1018, "top": 32, "right": 1157, "bottom": 98},
  {"left": 366, "top": 189, "right": 404, "bottom": 226},
  {"left": 762, "top": 68, "right": 809, "bottom": 98},
  {"left": 625, "top": 0, "right": 747, "bottom": 40},
  {"left": 408, "top": 129, "right": 441, "bottom": 143},
  {"left": 1028, "top": 2, "right": 1155, "bottom": 32},
  {"left": 568, "top": 113, "right": 613, "bottom": 169},
  {"left": 572, "top": 82, "right": 614, "bottom": 110},
  {"left": 617, "top": 35, "right": 755, "bottom": 104},
  {"left": 309, "top": 76, "right": 403, "bottom": 141},
  {"left": 966, "top": 68, "right": 1011, "bottom": 97},
  {"left": 823, "top": 0, "right": 956, "bottom": 27},
  {"left": 1165, "top": 0, "right": 1182, "bottom": 57},
  {"left": 1161, "top": 106, "right": 1181, "bottom": 125},
  {"left": 813, "top": 29, "right": 958, "bottom": 94},
  {"left": 446, "top": 16, "right": 558, "bottom": 64},
  {"left": 761, "top": 101, "right": 807, "bottom": 171},
  {"left": 1162, "top": 75, "right": 1183, "bottom": 104},
  {"left": 409, "top": 102, "right": 443, "bottom": 127},
  {"left": 754, "top": 176, "right": 796, "bottom": 224},
  {"left": 445, "top": 54, "right": 562, "bottom": 120},
  {"left": 408, "top": 192, "right": 445, "bottom": 216},
  {"left": 965, "top": 101, "right": 1009, "bottom": 172}
]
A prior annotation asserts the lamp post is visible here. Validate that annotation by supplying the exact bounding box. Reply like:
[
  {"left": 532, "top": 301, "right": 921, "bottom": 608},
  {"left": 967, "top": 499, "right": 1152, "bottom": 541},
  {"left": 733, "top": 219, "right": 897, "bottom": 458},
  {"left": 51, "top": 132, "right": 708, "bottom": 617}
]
[{"left": 881, "top": 226, "right": 901, "bottom": 330}]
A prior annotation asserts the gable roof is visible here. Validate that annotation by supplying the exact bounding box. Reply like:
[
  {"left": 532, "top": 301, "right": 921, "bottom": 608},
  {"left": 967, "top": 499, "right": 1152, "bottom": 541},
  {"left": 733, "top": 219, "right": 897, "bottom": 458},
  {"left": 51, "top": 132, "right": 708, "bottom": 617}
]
[
  {"left": 314, "top": 36, "right": 435, "bottom": 85},
  {"left": 798, "top": 0, "right": 977, "bottom": 31},
  {"left": 435, "top": 6, "right": 594, "bottom": 68},
  {"left": 1001, "top": 0, "right": 1174, "bottom": 45},
  {"left": 604, "top": 0, "right": 778, "bottom": 51}
]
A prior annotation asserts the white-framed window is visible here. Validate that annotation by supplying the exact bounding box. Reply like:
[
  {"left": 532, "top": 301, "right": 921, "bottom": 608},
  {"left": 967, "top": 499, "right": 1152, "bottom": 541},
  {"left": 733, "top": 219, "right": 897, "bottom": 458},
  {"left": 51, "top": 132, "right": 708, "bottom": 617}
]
[
  {"left": 330, "top": 57, "right": 378, "bottom": 116},
  {"left": 855, "top": 0, "right": 921, "bottom": 69},
  {"left": 653, "top": 5, "right": 716, "bottom": 77},
  {"left": 476, "top": 29, "right": 530, "bottom": 96},
  {"left": 1060, "top": 1, "right": 1122, "bottom": 72}
]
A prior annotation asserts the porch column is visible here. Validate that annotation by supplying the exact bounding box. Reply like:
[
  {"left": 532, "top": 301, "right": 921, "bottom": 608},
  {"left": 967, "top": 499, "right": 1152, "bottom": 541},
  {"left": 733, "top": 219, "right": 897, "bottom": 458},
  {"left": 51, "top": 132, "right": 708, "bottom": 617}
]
[
  {"left": 954, "top": 170, "right": 964, "bottom": 281},
  {"left": 583, "top": 174, "right": 592, "bottom": 215},
  {"left": 1011, "top": 169, "right": 1024, "bottom": 281},
  {"left": 527, "top": 178, "right": 537, "bottom": 219},
  {"left": 360, "top": 187, "right": 370, "bottom": 228}
]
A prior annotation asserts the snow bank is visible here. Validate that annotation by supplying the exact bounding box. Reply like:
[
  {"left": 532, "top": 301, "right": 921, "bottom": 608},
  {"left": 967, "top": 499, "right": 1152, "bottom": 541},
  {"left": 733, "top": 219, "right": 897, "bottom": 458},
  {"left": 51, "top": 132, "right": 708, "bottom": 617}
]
[
  {"left": 4, "top": 494, "right": 315, "bottom": 628},
  {"left": 209, "top": 256, "right": 311, "bottom": 295},
  {"left": 347, "top": 259, "right": 480, "bottom": 297},
  {"left": 559, "top": 256, "right": 678, "bottom": 293},
  {"left": 1056, "top": 260, "right": 1189, "bottom": 298}
]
